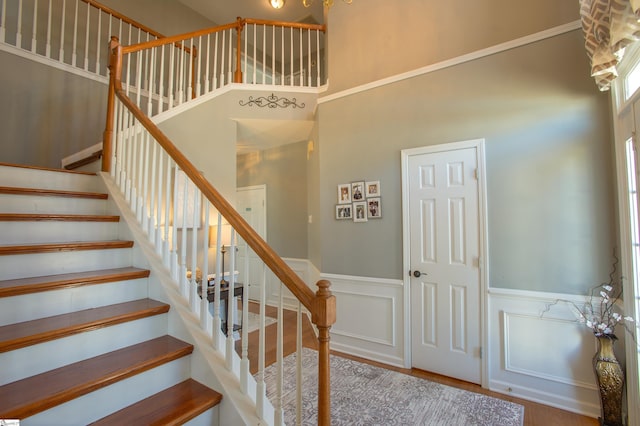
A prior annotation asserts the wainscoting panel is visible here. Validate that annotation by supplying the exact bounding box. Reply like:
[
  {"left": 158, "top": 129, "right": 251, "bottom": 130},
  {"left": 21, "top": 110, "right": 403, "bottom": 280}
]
[
  {"left": 321, "top": 273, "right": 405, "bottom": 367},
  {"left": 488, "top": 288, "right": 601, "bottom": 418}
]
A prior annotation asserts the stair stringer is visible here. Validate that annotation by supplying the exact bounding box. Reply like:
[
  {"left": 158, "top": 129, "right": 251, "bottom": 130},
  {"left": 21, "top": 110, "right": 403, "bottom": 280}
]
[{"left": 100, "top": 171, "right": 276, "bottom": 426}]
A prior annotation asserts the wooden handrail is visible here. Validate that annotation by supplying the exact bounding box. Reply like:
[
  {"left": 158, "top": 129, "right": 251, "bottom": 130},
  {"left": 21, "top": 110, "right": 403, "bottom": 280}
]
[
  {"left": 243, "top": 18, "right": 326, "bottom": 31},
  {"left": 81, "top": 0, "right": 166, "bottom": 39}
]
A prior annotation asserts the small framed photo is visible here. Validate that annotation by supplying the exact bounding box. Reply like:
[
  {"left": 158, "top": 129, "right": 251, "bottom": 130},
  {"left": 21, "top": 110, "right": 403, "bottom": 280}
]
[
  {"left": 367, "top": 197, "right": 382, "bottom": 219},
  {"left": 337, "top": 183, "right": 352, "bottom": 204},
  {"left": 353, "top": 201, "right": 368, "bottom": 222},
  {"left": 351, "top": 181, "right": 365, "bottom": 201},
  {"left": 365, "top": 181, "right": 380, "bottom": 198},
  {"left": 336, "top": 204, "right": 352, "bottom": 220}
]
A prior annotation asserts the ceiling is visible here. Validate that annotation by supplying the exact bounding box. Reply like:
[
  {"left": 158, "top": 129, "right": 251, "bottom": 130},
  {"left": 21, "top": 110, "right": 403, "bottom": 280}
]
[{"left": 177, "top": 0, "right": 324, "bottom": 26}]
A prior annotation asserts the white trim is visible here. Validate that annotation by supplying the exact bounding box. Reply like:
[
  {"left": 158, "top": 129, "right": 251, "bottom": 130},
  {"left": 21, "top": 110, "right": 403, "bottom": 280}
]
[
  {"left": 320, "top": 272, "right": 403, "bottom": 287},
  {"left": 0, "top": 43, "right": 108, "bottom": 85},
  {"left": 401, "top": 139, "right": 489, "bottom": 387},
  {"left": 319, "top": 20, "right": 581, "bottom": 104}
]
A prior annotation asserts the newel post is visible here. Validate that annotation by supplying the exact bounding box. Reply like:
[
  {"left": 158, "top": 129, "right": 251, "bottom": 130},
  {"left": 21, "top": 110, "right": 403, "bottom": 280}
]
[
  {"left": 312, "top": 280, "right": 336, "bottom": 426},
  {"left": 234, "top": 17, "right": 244, "bottom": 83},
  {"left": 101, "top": 36, "right": 120, "bottom": 173}
]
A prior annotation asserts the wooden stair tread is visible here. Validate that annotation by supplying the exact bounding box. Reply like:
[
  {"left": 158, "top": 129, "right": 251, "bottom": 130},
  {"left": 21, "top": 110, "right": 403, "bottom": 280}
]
[
  {"left": 90, "top": 379, "right": 222, "bottom": 426},
  {"left": 0, "top": 213, "right": 120, "bottom": 222},
  {"left": 0, "top": 186, "right": 108, "bottom": 199},
  {"left": 0, "top": 267, "right": 150, "bottom": 297},
  {"left": 0, "top": 336, "right": 193, "bottom": 420},
  {"left": 0, "top": 240, "right": 134, "bottom": 255},
  {"left": 0, "top": 162, "right": 97, "bottom": 176},
  {"left": 0, "top": 298, "right": 169, "bottom": 353}
]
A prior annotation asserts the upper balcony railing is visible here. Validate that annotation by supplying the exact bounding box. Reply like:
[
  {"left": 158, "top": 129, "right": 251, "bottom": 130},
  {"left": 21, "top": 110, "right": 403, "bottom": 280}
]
[{"left": 0, "top": 0, "right": 327, "bottom": 117}]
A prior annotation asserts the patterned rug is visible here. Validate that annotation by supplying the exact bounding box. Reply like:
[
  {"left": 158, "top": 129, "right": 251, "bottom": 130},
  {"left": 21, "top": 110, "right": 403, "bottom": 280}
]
[{"left": 262, "top": 348, "right": 524, "bottom": 425}]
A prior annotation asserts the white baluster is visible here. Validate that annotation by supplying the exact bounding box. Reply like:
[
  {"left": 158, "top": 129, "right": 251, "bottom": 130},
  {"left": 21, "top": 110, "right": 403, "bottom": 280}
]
[
  {"left": 204, "top": 33, "right": 210, "bottom": 93},
  {"left": 0, "top": 0, "right": 6, "bottom": 43},
  {"left": 95, "top": 9, "right": 101, "bottom": 73},
  {"left": 168, "top": 45, "right": 175, "bottom": 109},
  {"left": 157, "top": 45, "right": 165, "bottom": 113},
  {"left": 58, "top": 0, "right": 65, "bottom": 62},
  {"left": 83, "top": 2, "right": 90, "bottom": 70},
  {"left": 31, "top": 0, "right": 37, "bottom": 53},
  {"left": 262, "top": 24, "right": 266, "bottom": 84},
  {"left": 147, "top": 142, "right": 157, "bottom": 241},
  {"left": 240, "top": 241, "right": 250, "bottom": 394},
  {"left": 316, "top": 29, "right": 321, "bottom": 86},
  {"left": 201, "top": 203, "right": 211, "bottom": 332},
  {"left": 170, "top": 166, "right": 179, "bottom": 280},
  {"left": 16, "top": 0, "right": 22, "bottom": 48},
  {"left": 196, "top": 36, "right": 202, "bottom": 97},
  {"left": 178, "top": 40, "right": 185, "bottom": 104},
  {"left": 154, "top": 149, "right": 164, "bottom": 254},
  {"left": 147, "top": 47, "right": 155, "bottom": 115},
  {"left": 180, "top": 174, "right": 189, "bottom": 297},
  {"left": 243, "top": 26, "right": 248, "bottom": 83},
  {"left": 299, "top": 29, "right": 303, "bottom": 86},
  {"left": 163, "top": 157, "right": 172, "bottom": 264},
  {"left": 228, "top": 28, "right": 232, "bottom": 84},
  {"left": 213, "top": 32, "right": 219, "bottom": 89},
  {"left": 253, "top": 24, "right": 257, "bottom": 85},
  {"left": 256, "top": 262, "right": 267, "bottom": 421},
  {"left": 187, "top": 38, "right": 194, "bottom": 101},
  {"left": 220, "top": 30, "right": 225, "bottom": 86},
  {"left": 307, "top": 29, "right": 311, "bottom": 87},
  {"left": 296, "top": 302, "right": 303, "bottom": 425},
  {"left": 226, "top": 229, "right": 237, "bottom": 371},
  {"left": 275, "top": 283, "right": 284, "bottom": 426},
  {"left": 71, "top": 0, "right": 78, "bottom": 67},
  {"left": 140, "top": 131, "right": 149, "bottom": 229},
  {"left": 190, "top": 187, "right": 200, "bottom": 313},
  {"left": 281, "top": 26, "right": 285, "bottom": 85},
  {"left": 289, "top": 27, "right": 293, "bottom": 86},
  {"left": 212, "top": 213, "right": 223, "bottom": 349},
  {"left": 271, "top": 25, "right": 275, "bottom": 85},
  {"left": 45, "top": 0, "right": 52, "bottom": 57}
]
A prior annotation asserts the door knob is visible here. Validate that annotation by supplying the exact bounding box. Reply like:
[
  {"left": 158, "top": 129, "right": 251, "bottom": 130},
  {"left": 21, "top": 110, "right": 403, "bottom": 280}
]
[{"left": 412, "top": 270, "right": 427, "bottom": 278}]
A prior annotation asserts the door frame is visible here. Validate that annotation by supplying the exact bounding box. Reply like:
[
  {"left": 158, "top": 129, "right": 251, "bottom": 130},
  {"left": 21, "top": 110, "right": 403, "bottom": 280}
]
[{"left": 400, "top": 138, "right": 490, "bottom": 387}]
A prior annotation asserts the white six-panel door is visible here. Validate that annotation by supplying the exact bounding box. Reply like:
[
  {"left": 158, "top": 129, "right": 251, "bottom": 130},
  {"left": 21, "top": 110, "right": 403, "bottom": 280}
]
[
  {"left": 236, "top": 185, "right": 267, "bottom": 301},
  {"left": 404, "top": 142, "right": 484, "bottom": 384}
]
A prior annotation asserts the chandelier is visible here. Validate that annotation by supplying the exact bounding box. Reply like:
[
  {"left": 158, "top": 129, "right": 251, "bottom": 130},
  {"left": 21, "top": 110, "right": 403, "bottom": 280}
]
[{"left": 270, "top": 0, "right": 353, "bottom": 8}]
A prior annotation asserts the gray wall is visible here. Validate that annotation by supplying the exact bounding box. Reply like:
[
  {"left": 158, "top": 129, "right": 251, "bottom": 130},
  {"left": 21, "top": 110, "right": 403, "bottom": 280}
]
[
  {"left": 237, "top": 141, "right": 308, "bottom": 258},
  {"left": 315, "top": 30, "right": 615, "bottom": 294},
  {"left": 0, "top": 0, "right": 215, "bottom": 168}
]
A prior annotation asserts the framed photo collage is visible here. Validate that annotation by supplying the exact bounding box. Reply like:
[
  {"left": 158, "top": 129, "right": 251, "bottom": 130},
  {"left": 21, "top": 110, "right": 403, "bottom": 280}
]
[{"left": 335, "top": 180, "right": 381, "bottom": 222}]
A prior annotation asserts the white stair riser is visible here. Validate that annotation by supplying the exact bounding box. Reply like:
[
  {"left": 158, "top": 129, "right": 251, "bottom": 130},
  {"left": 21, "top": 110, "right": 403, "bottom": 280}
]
[
  {"left": 0, "top": 194, "right": 108, "bottom": 215},
  {"left": 0, "top": 315, "right": 168, "bottom": 386},
  {"left": 0, "top": 248, "right": 133, "bottom": 280},
  {"left": 23, "top": 357, "right": 192, "bottom": 426},
  {"left": 0, "top": 221, "right": 119, "bottom": 244},
  {"left": 185, "top": 407, "right": 220, "bottom": 426},
  {"left": 0, "top": 278, "right": 148, "bottom": 326},
  {"left": 0, "top": 166, "right": 103, "bottom": 192}
]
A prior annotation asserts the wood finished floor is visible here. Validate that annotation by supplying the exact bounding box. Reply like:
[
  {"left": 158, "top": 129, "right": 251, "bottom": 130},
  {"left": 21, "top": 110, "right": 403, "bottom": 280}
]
[{"left": 240, "top": 301, "right": 598, "bottom": 426}]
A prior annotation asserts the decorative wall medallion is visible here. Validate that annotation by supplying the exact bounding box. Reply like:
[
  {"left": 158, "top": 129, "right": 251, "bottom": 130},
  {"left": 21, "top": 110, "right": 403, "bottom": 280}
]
[{"left": 239, "top": 93, "right": 305, "bottom": 109}]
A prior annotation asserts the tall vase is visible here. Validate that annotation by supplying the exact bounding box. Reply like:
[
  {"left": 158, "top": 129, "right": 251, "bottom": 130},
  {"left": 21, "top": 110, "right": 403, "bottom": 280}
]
[{"left": 593, "top": 335, "right": 624, "bottom": 426}]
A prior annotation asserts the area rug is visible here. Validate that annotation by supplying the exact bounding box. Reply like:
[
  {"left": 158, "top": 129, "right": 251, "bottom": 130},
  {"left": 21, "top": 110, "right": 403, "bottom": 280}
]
[
  {"left": 245, "top": 312, "right": 277, "bottom": 334},
  {"left": 261, "top": 348, "right": 524, "bottom": 425}
]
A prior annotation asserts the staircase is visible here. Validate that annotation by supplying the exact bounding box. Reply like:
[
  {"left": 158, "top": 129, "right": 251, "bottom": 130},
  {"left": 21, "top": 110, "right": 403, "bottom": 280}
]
[{"left": 0, "top": 163, "right": 222, "bottom": 425}]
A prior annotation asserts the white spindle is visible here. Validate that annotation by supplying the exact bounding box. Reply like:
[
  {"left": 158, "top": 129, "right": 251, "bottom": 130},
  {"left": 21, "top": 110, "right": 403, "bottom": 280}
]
[
  {"left": 228, "top": 29, "right": 233, "bottom": 84},
  {"left": 262, "top": 24, "right": 266, "bottom": 84},
  {"left": 178, "top": 41, "right": 185, "bottom": 104},
  {"left": 200, "top": 203, "right": 211, "bottom": 332},
  {"left": 16, "top": 0, "right": 22, "bottom": 48},
  {"left": 226, "top": 230, "right": 237, "bottom": 371},
  {"left": 163, "top": 157, "right": 172, "bottom": 264},
  {"left": 196, "top": 36, "right": 202, "bottom": 97},
  {"left": 180, "top": 174, "right": 189, "bottom": 296},
  {"left": 316, "top": 29, "right": 321, "bottom": 86},
  {"left": 83, "top": 2, "right": 90, "bottom": 70},
  {"left": 296, "top": 302, "right": 303, "bottom": 425},
  {"left": 240, "top": 244, "right": 250, "bottom": 394},
  {"left": 147, "top": 47, "right": 155, "bottom": 115},
  {"left": 137, "top": 130, "right": 147, "bottom": 224},
  {"left": 212, "top": 213, "right": 223, "bottom": 348},
  {"left": 45, "top": 0, "right": 52, "bottom": 57},
  {"left": 281, "top": 27, "right": 285, "bottom": 85},
  {"left": 1, "top": 0, "right": 6, "bottom": 43},
  {"left": 168, "top": 45, "right": 175, "bottom": 108},
  {"left": 307, "top": 29, "right": 311, "bottom": 87},
  {"left": 299, "top": 29, "right": 303, "bottom": 86},
  {"left": 95, "top": 9, "right": 101, "bottom": 73},
  {"left": 220, "top": 30, "right": 226, "bottom": 86},
  {"left": 31, "top": 0, "right": 38, "bottom": 53},
  {"left": 190, "top": 187, "right": 199, "bottom": 313},
  {"left": 256, "top": 262, "right": 267, "bottom": 420},
  {"left": 205, "top": 34, "right": 211, "bottom": 93},
  {"left": 154, "top": 149, "right": 164, "bottom": 254},
  {"left": 148, "top": 141, "right": 157, "bottom": 241},
  {"left": 275, "top": 283, "right": 284, "bottom": 426},
  {"left": 170, "top": 166, "right": 179, "bottom": 280},
  {"left": 213, "top": 32, "right": 219, "bottom": 89},
  {"left": 71, "top": 0, "right": 78, "bottom": 66},
  {"left": 271, "top": 25, "right": 275, "bottom": 85},
  {"left": 289, "top": 27, "right": 293, "bottom": 86},
  {"left": 59, "top": 0, "right": 65, "bottom": 61},
  {"left": 243, "top": 26, "right": 248, "bottom": 83},
  {"left": 187, "top": 38, "right": 194, "bottom": 101},
  {"left": 252, "top": 24, "right": 257, "bottom": 84},
  {"left": 158, "top": 45, "right": 165, "bottom": 113}
]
